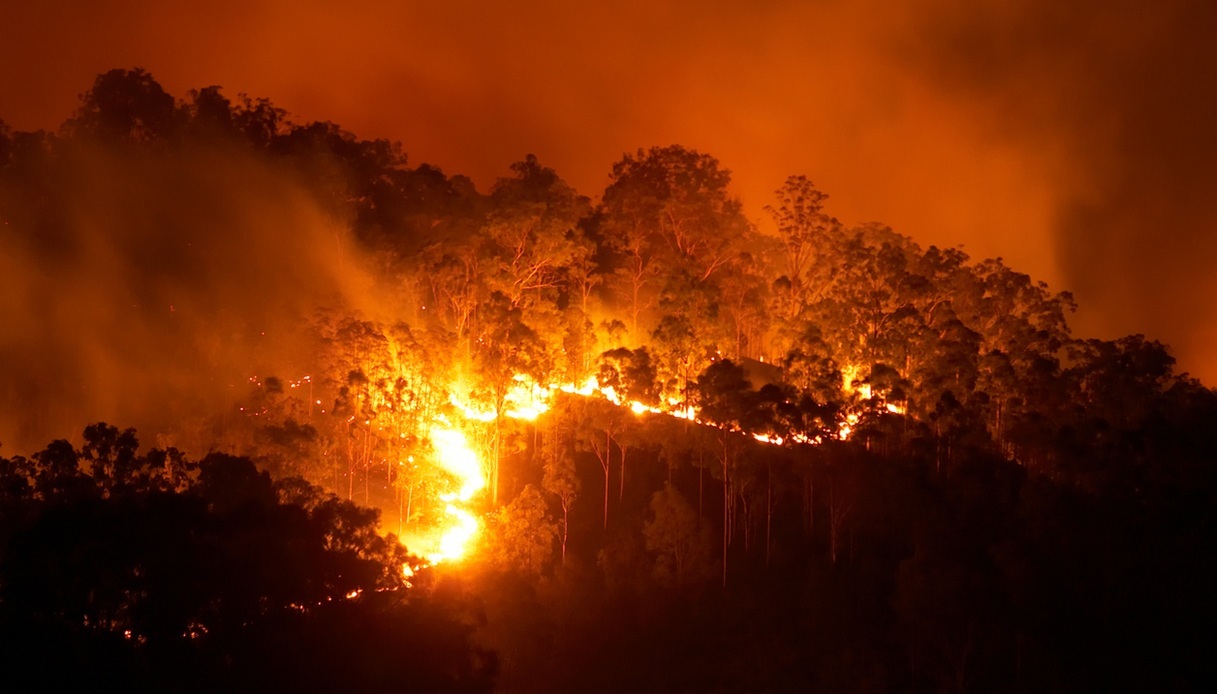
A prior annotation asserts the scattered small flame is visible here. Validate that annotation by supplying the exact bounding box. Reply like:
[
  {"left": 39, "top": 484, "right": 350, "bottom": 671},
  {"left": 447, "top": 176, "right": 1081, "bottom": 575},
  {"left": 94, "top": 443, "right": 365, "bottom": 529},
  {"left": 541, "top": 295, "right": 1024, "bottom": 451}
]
[{"left": 839, "top": 412, "right": 860, "bottom": 440}]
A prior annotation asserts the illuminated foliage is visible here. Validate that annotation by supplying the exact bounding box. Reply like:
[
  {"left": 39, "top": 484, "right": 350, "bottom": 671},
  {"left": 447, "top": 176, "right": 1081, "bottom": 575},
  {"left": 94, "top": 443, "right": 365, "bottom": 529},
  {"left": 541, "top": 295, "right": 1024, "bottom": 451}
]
[
  {"left": 485, "top": 484, "right": 557, "bottom": 575},
  {"left": 765, "top": 175, "right": 842, "bottom": 294},
  {"left": 540, "top": 406, "right": 580, "bottom": 564},
  {"left": 485, "top": 154, "right": 591, "bottom": 309},
  {"left": 644, "top": 483, "right": 712, "bottom": 588},
  {"left": 598, "top": 145, "right": 758, "bottom": 345}
]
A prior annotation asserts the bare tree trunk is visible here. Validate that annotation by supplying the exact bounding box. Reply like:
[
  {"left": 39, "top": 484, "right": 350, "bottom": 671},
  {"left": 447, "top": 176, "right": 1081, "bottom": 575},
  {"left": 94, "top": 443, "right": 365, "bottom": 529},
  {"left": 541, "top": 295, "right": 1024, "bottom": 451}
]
[
  {"left": 935, "top": 420, "right": 943, "bottom": 476},
  {"left": 829, "top": 481, "right": 839, "bottom": 564},
  {"left": 492, "top": 418, "right": 501, "bottom": 506},
  {"left": 741, "top": 489, "right": 751, "bottom": 553},
  {"left": 722, "top": 474, "right": 729, "bottom": 589},
  {"left": 363, "top": 428, "right": 371, "bottom": 505},
  {"left": 827, "top": 479, "right": 853, "bottom": 565},
  {"left": 406, "top": 483, "right": 414, "bottom": 529},
  {"left": 346, "top": 430, "right": 356, "bottom": 501},
  {"left": 561, "top": 502, "right": 569, "bottom": 564},
  {"left": 809, "top": 474, "right": 814, "bottom": 535},
  {"left": 766, "top": 467, "right": 773, "bottom": 567},
  {"left": 600, "top": 429, "right": 611, "bottom": 529},
  {"left": 698, "top": 457, "right": 704, "bottom": 518},
  {"left": 803, "top": 473, "right": 814, "bottom": 536},
  {"left": 721, "top": 437, "right": 730, "bottom": 588},
  {"left": 618, "top": 444, "right": 627, "bottom": 503}
]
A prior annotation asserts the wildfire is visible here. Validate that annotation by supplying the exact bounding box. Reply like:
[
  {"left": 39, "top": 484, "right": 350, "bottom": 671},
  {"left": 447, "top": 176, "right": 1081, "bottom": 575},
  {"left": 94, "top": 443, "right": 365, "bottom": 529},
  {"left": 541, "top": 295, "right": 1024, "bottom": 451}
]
[
  {"left": 411, "top": 364, "right": 902, "bottom": 565},
  {"left": 408, "top": 376, "right": 553, "bottom": 566},
  {"left": 424, "top": 421, "right": 486, "bottom": 564},
  {"left": 448, "top": 374, "right": 552, "bottom": 422}
]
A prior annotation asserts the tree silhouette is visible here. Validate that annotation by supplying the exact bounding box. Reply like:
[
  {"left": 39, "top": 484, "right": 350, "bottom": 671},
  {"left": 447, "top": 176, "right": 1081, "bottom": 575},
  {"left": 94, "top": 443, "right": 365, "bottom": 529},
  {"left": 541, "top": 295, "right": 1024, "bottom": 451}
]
[{"left": 66, "top": 68, "right": 180, "bottom": 144}]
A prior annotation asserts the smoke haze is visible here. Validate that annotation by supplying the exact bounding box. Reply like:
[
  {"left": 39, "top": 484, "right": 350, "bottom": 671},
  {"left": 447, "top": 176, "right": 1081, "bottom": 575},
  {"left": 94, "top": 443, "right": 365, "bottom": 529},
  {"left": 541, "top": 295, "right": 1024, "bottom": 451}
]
[
  {"left": 1, "top": 0, "right": 1215, "bottom": 441},
  {"left": 904, "top": 0, "right": 1217, "bottom": 381},
  {"left": 0, "top": 140, "right": 374, "bottom": 452},
  {"left": 0, "top": 1, "right": 1060, "bottom": 277}
]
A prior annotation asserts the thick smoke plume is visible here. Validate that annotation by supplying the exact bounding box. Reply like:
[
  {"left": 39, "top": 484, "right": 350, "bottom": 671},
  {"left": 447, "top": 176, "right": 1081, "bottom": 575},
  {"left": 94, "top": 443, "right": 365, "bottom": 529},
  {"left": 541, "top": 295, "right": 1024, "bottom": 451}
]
[
  {"left": 904, "top": 0, "right": 1217, "bottom": 380},
  {"left": 0, "top": 140, "right": 375, "bottom": 453}
]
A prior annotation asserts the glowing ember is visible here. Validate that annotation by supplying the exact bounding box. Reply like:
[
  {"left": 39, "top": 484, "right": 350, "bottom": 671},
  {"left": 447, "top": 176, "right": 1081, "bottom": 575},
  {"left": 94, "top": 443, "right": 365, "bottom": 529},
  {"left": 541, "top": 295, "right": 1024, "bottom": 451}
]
[{"left": 839, "top": 412, "right": 860, "bottom": 440}]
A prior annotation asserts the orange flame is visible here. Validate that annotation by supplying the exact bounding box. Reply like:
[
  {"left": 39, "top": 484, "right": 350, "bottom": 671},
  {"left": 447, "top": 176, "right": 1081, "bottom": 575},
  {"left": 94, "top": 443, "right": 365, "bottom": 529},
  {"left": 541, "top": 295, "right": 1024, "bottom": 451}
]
[
  {"left": 425, "top": 422, "right": 486, "bottom": 564},
  {"left": 415, "top": 367, "right": 847, "bottom": 565}
]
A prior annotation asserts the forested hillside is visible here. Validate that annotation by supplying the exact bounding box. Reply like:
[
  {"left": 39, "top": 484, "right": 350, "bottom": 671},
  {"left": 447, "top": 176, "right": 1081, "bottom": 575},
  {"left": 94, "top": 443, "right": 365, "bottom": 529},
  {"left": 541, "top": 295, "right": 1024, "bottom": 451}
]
[{"left": 2, "top": 69, "right": 1214, "bottom": 691}]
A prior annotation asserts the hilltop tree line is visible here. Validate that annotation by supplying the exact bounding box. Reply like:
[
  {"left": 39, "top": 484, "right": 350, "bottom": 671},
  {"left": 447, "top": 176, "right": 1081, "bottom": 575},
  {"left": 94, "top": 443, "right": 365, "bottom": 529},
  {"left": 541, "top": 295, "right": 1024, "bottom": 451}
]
[
  {"left": 5, "top": 69, "right": 1210, "bottom": 491},
  {"left": 3, "top": 68, "right": 1216, "bottom": 690}
]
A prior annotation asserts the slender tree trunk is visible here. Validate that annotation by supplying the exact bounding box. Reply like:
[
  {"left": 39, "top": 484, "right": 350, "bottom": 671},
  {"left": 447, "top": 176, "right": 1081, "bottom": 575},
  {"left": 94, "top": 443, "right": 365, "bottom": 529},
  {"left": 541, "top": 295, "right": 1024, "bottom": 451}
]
[
  {"left": 602, "top": 429, "right": 611, "bottom": 529},
  {"left": 722, "top": 474, "right": 729, "bottom": 589},
  {"left": 809, "top": 475, "right": 814, "bottom": 535},
  {"left": 766, "top": 467, "right": 773, "bottom": 567},
  {"left": 698, "top": 458, "right": 704, "bottom": 518},
  {"left": 334, "top": 450, "right": 341, "bottom": 498},
  {"left": 492, "top": 419, "right": 501, "bottom": 505},
  {"left": 561, "top": 501, "right": 569, "bottom": 564},
  {"left": 363, "top": 428, "right": 371, "bottom": 505},
  {"left": 803, "top": 474, "right": 814, "bottom": 536},
  {"left": 346, "top": 432, "right": 356, "bottom": 501},
  {"left": 618, "top": 445, "right": 627, "bottom": 502},
  {"left": 741, "top": 490, "right": 751, "bottom": 553},
  {"left": 935, "top": 420, "right": 943, "bottom": 476},
  {"left": 827, "top": 479, "right": 853, "bottom": 565},
  {"left": 829, "top": 483, "right": 838, "bottom": 565},
  {"left": 722, "top": 436, "right": 730, "bottom": 588}
]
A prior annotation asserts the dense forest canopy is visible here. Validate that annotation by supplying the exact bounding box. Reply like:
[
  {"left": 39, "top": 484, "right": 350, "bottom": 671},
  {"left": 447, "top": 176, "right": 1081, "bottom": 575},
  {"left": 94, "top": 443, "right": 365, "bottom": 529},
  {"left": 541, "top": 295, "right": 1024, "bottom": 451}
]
[{"left": 2, "top": 69, "right": 1215, "bottom": 691}]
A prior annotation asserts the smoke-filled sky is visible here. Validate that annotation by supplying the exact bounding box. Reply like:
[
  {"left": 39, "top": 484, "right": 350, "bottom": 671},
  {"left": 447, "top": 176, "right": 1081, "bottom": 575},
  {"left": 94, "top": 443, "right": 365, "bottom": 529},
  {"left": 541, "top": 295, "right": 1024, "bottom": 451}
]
[
  {"left": 0, "top": 138, "right": 377, "bottom": 452},
  {"left": 2, "top": 0, "right": 1215, "bottom": 385}
]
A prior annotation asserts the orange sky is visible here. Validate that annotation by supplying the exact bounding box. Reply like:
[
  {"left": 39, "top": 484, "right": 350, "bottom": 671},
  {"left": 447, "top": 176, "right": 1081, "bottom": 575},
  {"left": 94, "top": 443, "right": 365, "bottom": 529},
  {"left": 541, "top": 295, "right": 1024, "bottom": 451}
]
[{"left": 3, "top": 0, "right": 1214, "bottom": 383}]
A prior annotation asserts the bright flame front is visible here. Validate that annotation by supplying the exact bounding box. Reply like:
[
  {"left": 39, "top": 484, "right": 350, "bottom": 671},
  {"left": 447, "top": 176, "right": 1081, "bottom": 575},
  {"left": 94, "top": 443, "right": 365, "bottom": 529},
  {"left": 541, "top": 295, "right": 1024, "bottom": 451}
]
[
  {"left": 413, "top": 368, "right": 852, "bottom": 565},
  {"left": 426, "top": 423, "right": 486, "bottom": 564}
]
